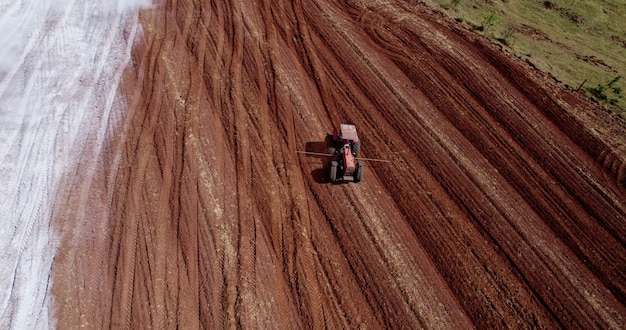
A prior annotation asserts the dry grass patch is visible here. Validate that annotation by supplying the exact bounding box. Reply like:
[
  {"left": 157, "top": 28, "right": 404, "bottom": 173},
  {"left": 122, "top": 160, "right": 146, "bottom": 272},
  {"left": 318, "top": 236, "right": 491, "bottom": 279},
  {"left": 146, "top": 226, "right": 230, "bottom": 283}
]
[{"left": 422, "top": 0, "right": 626, "bottom": 116}]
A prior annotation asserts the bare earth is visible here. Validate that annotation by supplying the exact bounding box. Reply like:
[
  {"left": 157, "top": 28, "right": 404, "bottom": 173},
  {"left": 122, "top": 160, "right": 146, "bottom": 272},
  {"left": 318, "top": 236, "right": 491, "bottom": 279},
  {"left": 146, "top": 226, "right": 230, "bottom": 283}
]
[{"left": 51, "top": 0, "right": 626, "bottom": 328}]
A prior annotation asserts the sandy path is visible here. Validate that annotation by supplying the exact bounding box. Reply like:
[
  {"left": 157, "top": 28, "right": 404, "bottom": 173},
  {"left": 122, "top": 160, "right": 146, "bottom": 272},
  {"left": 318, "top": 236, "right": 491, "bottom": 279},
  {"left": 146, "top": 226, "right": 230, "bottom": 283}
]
[{"left": 0, "top": 1, "right": 146, "bottom": 328}]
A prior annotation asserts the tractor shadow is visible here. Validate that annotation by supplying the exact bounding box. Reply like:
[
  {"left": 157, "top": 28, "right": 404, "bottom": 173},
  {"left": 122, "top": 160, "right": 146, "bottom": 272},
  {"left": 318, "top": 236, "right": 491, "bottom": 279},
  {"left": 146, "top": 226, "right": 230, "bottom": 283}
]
[{"left": 304, "top": 140, "right": 333, "bottom": 184}]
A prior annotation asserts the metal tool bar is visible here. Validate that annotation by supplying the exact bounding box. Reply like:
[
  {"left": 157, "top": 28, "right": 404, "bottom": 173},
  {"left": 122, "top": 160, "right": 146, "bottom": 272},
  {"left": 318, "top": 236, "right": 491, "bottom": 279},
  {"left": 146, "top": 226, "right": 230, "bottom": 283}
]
[{"left": 296, "top": 151, "right": 389, "bottom": 162}]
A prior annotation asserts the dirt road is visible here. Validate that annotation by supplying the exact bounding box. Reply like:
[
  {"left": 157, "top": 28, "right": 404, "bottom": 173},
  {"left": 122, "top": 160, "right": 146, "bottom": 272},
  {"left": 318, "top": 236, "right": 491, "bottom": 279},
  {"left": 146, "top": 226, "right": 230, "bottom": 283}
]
[{"left": 50, "top": 0, "right": 626, "bottom": 328}]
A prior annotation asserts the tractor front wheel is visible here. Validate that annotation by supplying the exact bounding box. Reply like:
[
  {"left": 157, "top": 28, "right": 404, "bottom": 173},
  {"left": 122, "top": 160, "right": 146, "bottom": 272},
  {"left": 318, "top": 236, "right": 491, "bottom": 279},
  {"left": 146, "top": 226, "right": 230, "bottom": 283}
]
[
  {"left": 352, "top": 141, "right": 360, "bottom": 157},
  {"left": 327, "top": 134, "right": 336, "bottom": 154}
]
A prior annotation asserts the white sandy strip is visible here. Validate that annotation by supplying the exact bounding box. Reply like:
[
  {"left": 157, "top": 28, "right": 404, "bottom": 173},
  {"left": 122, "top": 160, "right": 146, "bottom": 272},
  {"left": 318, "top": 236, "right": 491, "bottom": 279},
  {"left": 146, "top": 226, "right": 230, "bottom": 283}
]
[{"left": 0, "top": 1, "right": 150, "bottom": 328}]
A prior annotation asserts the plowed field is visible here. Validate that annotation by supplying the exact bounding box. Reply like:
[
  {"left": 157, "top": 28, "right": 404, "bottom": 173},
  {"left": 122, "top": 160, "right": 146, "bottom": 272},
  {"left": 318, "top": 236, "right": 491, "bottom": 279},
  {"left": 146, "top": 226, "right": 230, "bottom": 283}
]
[{"left": 50, "top": 0, "right": 626, "bottom": 328}]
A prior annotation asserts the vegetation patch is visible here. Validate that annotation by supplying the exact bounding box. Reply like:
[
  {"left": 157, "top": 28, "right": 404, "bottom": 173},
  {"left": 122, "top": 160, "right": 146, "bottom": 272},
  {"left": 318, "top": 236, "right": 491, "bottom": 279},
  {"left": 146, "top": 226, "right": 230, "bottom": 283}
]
[
  {"left": 588, "top": 76, "right": 624, "bottom": 106},
  {"left": 423, "top": 0, "right": 626, "bottom": 117}
]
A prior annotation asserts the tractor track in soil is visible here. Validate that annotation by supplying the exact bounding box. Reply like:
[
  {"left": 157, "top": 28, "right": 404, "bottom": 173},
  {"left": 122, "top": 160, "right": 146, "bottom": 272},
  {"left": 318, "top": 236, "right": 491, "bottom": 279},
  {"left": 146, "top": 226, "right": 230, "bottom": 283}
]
[{"left": 50, "top": 0, "right": 626, "bottom": 328}]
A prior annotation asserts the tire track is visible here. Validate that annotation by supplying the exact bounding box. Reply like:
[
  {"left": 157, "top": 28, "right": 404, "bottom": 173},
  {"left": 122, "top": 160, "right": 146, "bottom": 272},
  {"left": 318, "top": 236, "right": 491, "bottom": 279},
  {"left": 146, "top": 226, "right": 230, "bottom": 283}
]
[
  {"left": 359, "top": 6, "right": 626, "bottom": 305},
  {"left": 300, "top": 0, "right": 615, "bottom": 326},
  {"left": 46, "top": 0, "right": 626, "bottom": 328}
]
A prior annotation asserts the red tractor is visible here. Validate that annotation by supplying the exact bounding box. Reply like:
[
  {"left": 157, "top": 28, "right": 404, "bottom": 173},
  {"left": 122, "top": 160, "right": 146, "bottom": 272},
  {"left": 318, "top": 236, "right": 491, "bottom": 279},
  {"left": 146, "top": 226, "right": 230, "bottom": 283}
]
[
  {"left": 327, "top": 124, "right": 364, "bottom": 183},
  {"left": 297, "top": 124, "right": 386, "bottom": 183}
]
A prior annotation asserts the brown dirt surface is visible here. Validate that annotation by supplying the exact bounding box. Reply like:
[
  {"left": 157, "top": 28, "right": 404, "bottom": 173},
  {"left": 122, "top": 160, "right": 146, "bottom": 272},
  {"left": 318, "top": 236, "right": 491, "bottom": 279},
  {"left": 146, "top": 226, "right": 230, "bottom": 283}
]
[{"left": 52, "top": 0, "right": 626, "bottom": 328}]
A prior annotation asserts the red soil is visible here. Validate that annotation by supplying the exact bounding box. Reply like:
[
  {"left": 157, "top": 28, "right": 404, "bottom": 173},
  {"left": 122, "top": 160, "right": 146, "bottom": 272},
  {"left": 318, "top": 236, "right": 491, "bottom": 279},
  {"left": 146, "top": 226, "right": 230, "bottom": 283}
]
[{"left": 52, "top": 0, "right": 626, "bottom": 328}]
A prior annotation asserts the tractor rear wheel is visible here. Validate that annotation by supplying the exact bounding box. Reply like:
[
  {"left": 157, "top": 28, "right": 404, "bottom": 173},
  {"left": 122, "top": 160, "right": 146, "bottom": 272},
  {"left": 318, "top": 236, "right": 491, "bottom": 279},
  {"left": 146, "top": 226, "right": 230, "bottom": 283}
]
[
  {"left": 354, "top": 162, "right": 364, "bottom": 182},
  {"left": 330, "top": 161, "right": 338, "bottom": 182}
]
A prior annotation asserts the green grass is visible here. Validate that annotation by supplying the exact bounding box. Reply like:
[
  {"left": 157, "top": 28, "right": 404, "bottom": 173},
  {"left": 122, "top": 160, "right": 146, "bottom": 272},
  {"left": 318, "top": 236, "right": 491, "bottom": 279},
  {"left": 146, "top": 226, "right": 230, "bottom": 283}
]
[{"left": 422, "top": 0, "right": 626, "bottom": 116}]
